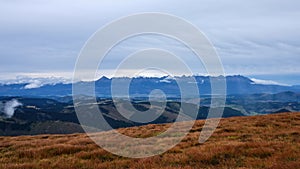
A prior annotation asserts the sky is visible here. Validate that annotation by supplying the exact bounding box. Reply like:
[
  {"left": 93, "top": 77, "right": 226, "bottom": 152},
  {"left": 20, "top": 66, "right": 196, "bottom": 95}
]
[{"left": 0, "top": 0, "right": 300, "bottom": 85}]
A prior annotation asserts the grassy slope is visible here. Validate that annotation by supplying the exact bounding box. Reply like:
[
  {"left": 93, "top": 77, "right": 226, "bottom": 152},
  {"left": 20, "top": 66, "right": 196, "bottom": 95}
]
[{"left": 0, "top": 112, "right": 299, "bottom": 169}]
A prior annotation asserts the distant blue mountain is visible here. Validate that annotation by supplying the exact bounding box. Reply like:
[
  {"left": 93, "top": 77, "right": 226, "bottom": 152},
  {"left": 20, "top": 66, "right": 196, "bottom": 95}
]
[{"left": 0, "top": 75, "right": 299, "bottom": 97}]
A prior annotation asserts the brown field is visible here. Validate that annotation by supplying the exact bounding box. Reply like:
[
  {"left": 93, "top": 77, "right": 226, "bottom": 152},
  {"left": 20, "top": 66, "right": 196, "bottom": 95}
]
[{"left": 0, "top": 112, "right": 300, "bottom": 169}]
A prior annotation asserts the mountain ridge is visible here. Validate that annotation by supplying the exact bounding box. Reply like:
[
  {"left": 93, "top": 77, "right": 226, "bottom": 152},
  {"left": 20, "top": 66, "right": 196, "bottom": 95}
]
[{"left": 0, "top": 75, "right": 299, "bottom": 97}]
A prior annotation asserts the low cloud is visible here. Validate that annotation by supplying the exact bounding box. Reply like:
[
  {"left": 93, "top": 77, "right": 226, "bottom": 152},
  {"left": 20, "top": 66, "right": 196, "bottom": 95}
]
[
  {"left": 24, "top": 79, "right": 43, "bottom": 89},
  {"left": 250, "top": 78, "right": 291, "bottom": 86},
  {"left": 3, "top": 99, "right": 22, "bottom": 118}
]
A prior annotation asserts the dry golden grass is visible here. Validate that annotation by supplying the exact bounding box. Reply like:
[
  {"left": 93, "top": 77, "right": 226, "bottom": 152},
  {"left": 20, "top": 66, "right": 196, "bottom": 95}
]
[{"left": 0, "top": 112, "right": 299, "bottom": 169}]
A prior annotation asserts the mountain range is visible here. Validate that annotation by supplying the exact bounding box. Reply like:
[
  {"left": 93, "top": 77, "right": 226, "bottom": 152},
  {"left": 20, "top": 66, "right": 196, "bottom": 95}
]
[{"left": 0, "top": 75, "right": 299, "bottom": 97}]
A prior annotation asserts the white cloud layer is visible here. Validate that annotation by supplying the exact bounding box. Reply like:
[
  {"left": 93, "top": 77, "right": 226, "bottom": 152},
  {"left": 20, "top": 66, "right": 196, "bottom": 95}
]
[{"left": 0, "top": 75, "right": 73, "bottom": 89}]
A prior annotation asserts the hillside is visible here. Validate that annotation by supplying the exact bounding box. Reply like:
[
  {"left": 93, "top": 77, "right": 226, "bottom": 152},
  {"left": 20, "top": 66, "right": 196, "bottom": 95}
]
[
  {"left": 1, "top": 92, "right": 300, "bottom": 136},
  {"left": 0, "top": 112, "right": 299, "bottom": 169}
]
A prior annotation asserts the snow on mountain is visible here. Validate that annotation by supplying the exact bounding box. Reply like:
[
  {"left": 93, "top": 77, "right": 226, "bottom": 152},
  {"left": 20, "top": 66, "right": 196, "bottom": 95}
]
[{"left": 159, "top": 76, "right": 176, "bottom": 83}]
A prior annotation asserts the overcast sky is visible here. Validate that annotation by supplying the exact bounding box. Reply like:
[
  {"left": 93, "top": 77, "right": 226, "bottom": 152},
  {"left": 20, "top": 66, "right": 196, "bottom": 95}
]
[{"left": 0, "top": 0, "right": 300, "bottom": 84}]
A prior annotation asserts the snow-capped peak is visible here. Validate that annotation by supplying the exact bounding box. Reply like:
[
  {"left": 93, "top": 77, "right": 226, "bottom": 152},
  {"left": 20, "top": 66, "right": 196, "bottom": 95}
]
[{"left": 159, "top": 75, "right": 176, "bottom": 83}]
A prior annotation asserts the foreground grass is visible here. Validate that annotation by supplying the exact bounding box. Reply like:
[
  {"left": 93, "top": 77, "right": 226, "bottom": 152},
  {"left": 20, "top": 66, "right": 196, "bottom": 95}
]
[{"left": 0, "top": 112, "right": 299, "bottom": 169}]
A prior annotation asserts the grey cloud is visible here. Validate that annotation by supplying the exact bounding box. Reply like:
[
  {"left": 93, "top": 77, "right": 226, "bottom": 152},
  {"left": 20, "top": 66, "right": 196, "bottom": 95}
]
[{"left": 0, "top": 0, "right": 299, "bottom": 84}]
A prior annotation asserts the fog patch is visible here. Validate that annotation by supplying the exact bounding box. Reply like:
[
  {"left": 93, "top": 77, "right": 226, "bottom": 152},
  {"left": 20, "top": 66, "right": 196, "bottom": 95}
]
[{"left": 2, "top": 99, "right": 23, "bottom": 118}]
